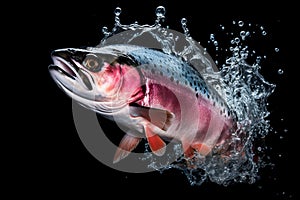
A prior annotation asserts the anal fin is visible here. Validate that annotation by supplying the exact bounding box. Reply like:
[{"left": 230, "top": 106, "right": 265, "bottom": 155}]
[
  {"left": 191, "top": 143, "right": 212, "bottom": 156},
  {"left": 182, "top": 141, "right": 195, "bottom": 159},
  {"left": 183, "top": 146, "right": 195, "bottom": 159},
  {"left": 113, "top": 134, "right": 141, "bottom": 164}
]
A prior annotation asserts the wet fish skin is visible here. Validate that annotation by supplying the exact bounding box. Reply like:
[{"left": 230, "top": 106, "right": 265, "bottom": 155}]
[{"left": 49, "top": 44, "right": 235, "bottom": 163}]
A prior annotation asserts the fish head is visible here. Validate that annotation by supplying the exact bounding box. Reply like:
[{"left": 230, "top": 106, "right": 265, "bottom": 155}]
[{"left": 49, "top": 47, "right": 138, "bottom": 113}]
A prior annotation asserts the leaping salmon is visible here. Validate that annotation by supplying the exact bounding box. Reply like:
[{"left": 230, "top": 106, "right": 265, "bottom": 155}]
[{"left": 49, "top": 44, "right": 236, "bottom": 163}]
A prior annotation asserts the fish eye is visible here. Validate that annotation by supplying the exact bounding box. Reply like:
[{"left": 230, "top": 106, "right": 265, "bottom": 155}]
[{"left": 83, "top": 54, "right": 102, "bottom": 72}]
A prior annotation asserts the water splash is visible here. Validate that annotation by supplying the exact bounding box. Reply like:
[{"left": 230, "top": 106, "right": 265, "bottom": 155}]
[
  {"left": 99, "top": 6, "right": 276, "bottom": 186},
  {"left": 100, "top": 6, "right": 167, "bottom": 43}
]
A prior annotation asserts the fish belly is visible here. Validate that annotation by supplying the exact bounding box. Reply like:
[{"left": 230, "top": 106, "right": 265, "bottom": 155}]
[{"left": 141, "top": 78, "right": 232, "bottom": 156}]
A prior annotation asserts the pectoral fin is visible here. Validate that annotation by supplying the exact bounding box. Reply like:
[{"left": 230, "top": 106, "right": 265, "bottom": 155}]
[
  {"left": 113, "top": 134, "right": 141, "bottom": 164},
  {"left": 129, "top": 103, "right": 174, "bottom": 131},
  {"left": 129, "top": 104, "right": 174, "bottom": 157}
]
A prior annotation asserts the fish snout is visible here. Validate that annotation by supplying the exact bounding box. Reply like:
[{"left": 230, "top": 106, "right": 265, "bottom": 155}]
[
  {"left": 51, "top": 48, "right": 89, "bottom": 64},
  {"left": 49, "top": 48, "right": 98, "bottom": 93}
]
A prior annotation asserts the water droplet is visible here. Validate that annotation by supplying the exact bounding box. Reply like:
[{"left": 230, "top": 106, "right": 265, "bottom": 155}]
[
  {"left": 256, "top": 56, "right": 262, "bottom": 63},
  {"left": 102, "top": 26, "right": 110, "bottom": 36},
  {"left": 181, "top": 18, "right": 187, "bottom": 25},
  {"left": 275, "top": 48, "right": 280, "bottom": 52},
  {"left": 241, "top": 52, "right": 248, "bottom": 59},
  {"left": 278, "top": 154, "right": 282, "bottom": 157},
  {"left": 262, "top": 31, "right": 267, "bottom": 36},
  {"left": 213, "top": 41, "right": 218, "bottom": 46},
  {"left": 232, "top": 20, "right": 236, "bottom": 24},
  {"left": 155, "top": 6, "right": 166, "bottom": 18},
  {"left": 258, "top": 185, "right": 262, "bottom": 189},
  {"left": 260, "top": 26, "right": 264, "bottom": 30},
  {"left": 278, "top": 69, "right": 284, "bottom": 75},
  {"left": 114, "top": 7, "right": 122, "bottom": 16},
  {"left": 181, "top": 18, "right": 190, "bottom": 36},
  {"left": 210, "top": 33, "right": 215, "bottom": 41},
  {"left": 283, "top": 128, "right": 288, "bottom": 133},
  {"left": 257, "top": 147, "right": 262, "bottom": 151},
  {"left": 234, "top": 37, "right": 240, "bottom": 44},
  {"left": 240, "top": 31, "right": 248, "bottom": 40},
  {"left": 102, "top": 26, "right": 108, "bottom": 33},
  {"left": 238, "top": 21, "right": 244, "bottom": 27}
]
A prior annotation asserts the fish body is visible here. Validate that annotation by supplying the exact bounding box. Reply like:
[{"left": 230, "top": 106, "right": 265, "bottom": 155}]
[{"left": 49, "top": 44, "right": 235, "bottom": 163}]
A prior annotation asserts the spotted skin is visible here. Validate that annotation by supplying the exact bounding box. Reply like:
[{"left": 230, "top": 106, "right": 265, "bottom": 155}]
[
  {"left": 125, "top": 47, "right": 235, "bottom": 154},
  {"left": 49, "top": 44, "right": 236, "bottom": 163},
  {"left": 128, "top": 48, "right": 232, "bottom": 119}
]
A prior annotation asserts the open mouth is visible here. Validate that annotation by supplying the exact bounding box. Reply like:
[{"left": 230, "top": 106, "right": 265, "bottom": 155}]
[
  {"left": 48, "top": 47, "right": 140, "bottom": 113},
  {"left": 48, "top": 48, "right": 128, "bottom": 106},
  {"left": 49, "top": 56, "right": 76, "bottom": 79},
  {"left": 49, "top": 50, "right": 93, "bottom": 91}
]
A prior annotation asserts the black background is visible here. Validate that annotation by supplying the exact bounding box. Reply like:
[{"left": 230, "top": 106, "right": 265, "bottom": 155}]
[{"left": 20, "top": 0, "right": 295, "bottom": 199}]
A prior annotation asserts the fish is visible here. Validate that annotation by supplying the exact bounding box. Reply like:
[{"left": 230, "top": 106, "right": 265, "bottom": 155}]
[{"left": 49, "top": 44, "right": 236, "bottom": 163}]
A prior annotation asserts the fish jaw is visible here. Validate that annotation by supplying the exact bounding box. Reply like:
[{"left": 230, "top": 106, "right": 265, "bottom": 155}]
[
  {"left": 49, "top": 48, "right": 100, "bottom": 100},
  {"left": 48, "top": 48, "right": 137, "bottom": 114}
]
